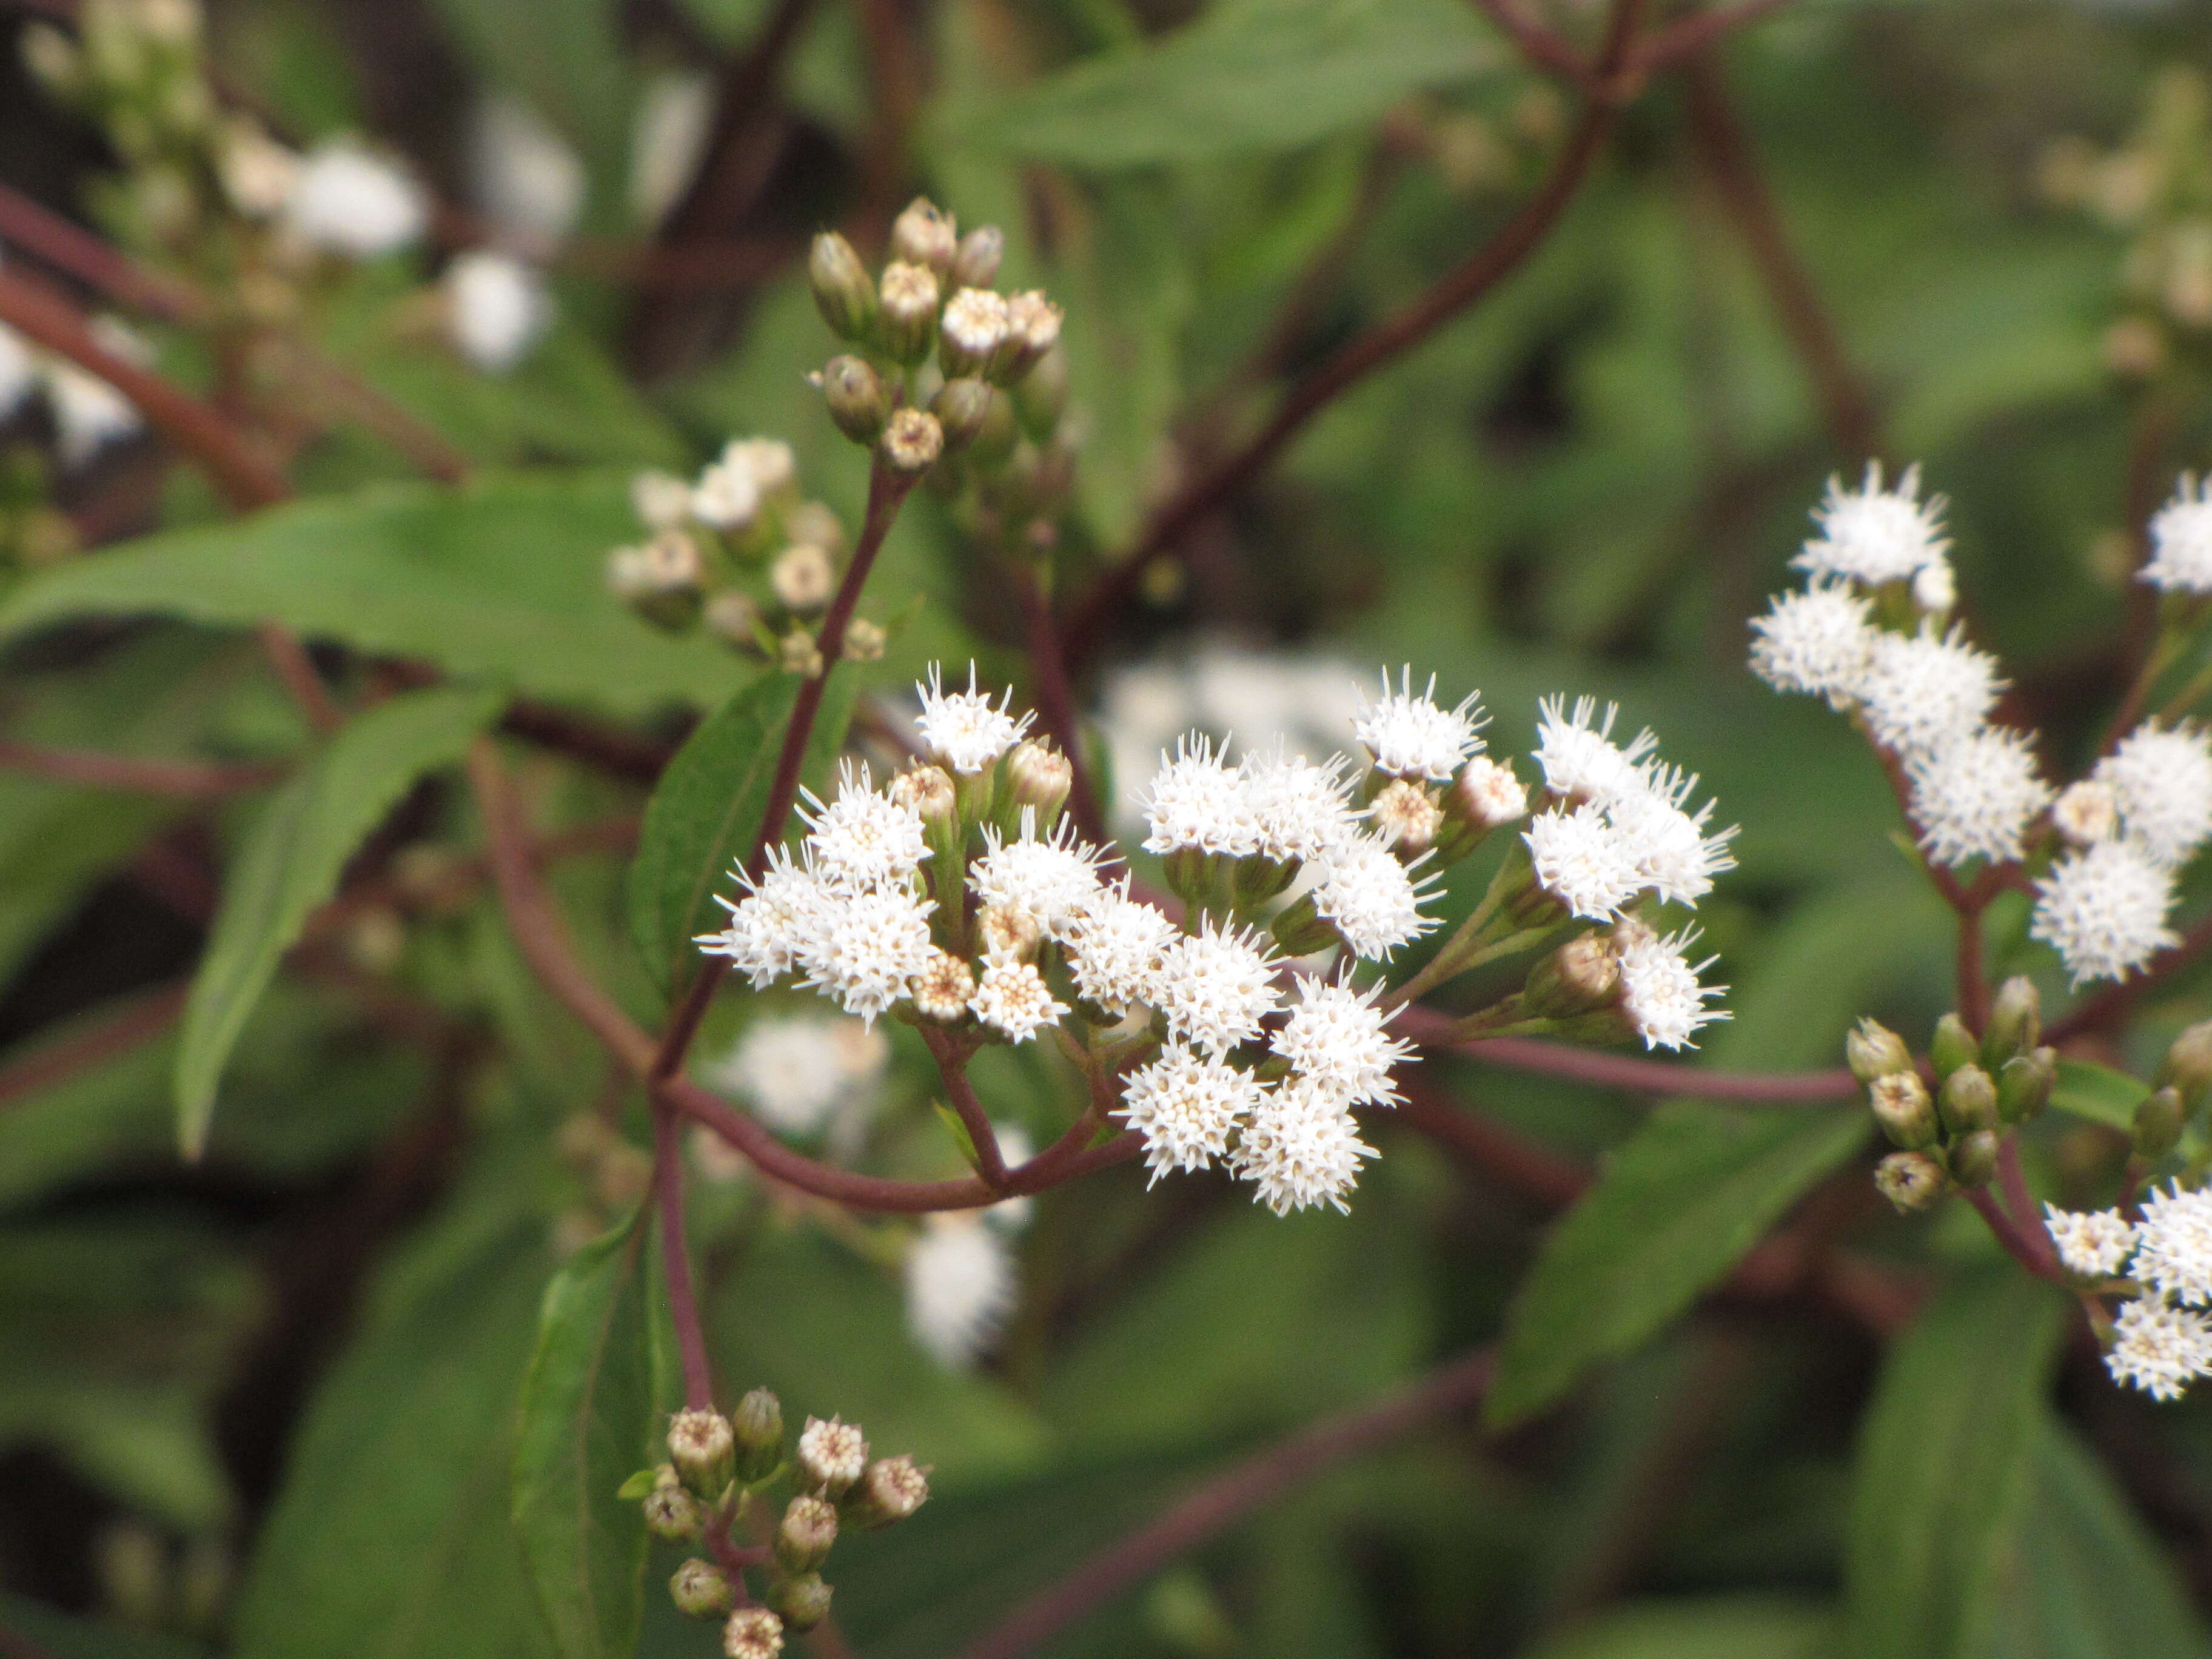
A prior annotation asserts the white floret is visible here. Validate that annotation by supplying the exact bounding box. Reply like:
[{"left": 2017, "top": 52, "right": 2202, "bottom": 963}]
[
  {"left": 969, "top": 812, "right": 1110, "bottom": 942},
  {"left": 2133, "top": 1184, "right": 2212, "bottom": 1307},
  {"left": 1793, "top": 461, "right": 1951, "bottom": 587},
  {"left": 968, "top": 960, "right": 1067, "bottom": 1043},
  {"left": 1118, "top": 1044, "right": 1263, "bottom": 1182},
  {"left": 2042, "top": 1205, "right": 2138, "bottom": 1280},
  {"left": 1065, "top": 879, "right": 1175, "bottom": 1017},
  {"left": 1532, "top": 695, "right": 1657, "bottom": 803},
  {"left": 286, "top": 138, "right": 427, "bottom": 256},
  {"left": 916, "top": 663, "right": 1033, "bottom": 776},
  {"left": 1241, "top": 745, "right": 1358, "bottom": 863},
  {"left": 1269, "top": 974, "right": 1413, "bottom": 1108},
  {"left": 444, "top": 250, "right": 549, "bottom": 372},
  {"left": 799, "top": 760, "right": 931, "bottom": 892},
  {"left": 1230, "top": 1077, "right": 1377, "bottom": 1216},
  {"left": 707, "top": 1013, "right": 886, "bottom": 1136},
  {"left": 905, "top": 1213, "right": 1016, "bottom": 1369},
  {"left": 2030, "top": 839, "right": 2179, "bottom": 985},
  {"left": 1905, "top": 725, "right": 2052, "bottom": 868},
  {"left": 1143, "top": 734, "right": 1261, "bottom": 857},
  {"left": 1605, "top": 764, "right": 1738, "bottom": 907},
  {"left": 2142, "top": 475, "right": 2212, "bottom": 595},
  {"left": 2106, "top": 1296, "right": 2212, "bottom": 1402},
  {"left": 1748, "top": 579, "right": 1879, "bottom": 706},
  {"left": 1855, "top": 624, "right": 2004, "bottom": 760},
  {"left": 2094, "top": 722, "right": 2212, "bottom": 870},
  {"left": 1353, "top": 667, "right": 1486, "bottom": 782},
  {"left": 1151, "top": 919, "right": 1282, "bottom": 1057},
  {"left": 697, "top": 846, "right": 823, "bottom": 987},
  {"left": 1526, "top": 803, "right": 1644, "bottom": 921},
  {"left": 1614, "top": 922, "right": 1728, "bottom": 1052},
  {"left": 791, "top": 884, "right": 937, "bottom": 1025},
  {"left": 1310, "top": 836, "right": 1441, "bottom": 961}
]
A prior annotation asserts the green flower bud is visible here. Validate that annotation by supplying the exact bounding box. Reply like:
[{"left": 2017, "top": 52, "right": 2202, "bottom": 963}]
[
  {"left": 670, "top": 1558, "right": 735, "bottom": 1620},
  {"left": 732, "top": 1387, "right": 783, "bottom": 1483},
  {"left": 931, "top": 377, "right": 994, "bottom": 451},
  {"left": 775, "top": 1495, "right": 839, "bottom": 1575},
  {"left": 1873, "top": 1148, "right": 1949, "bottom": 1212},
  {"left": 819, "top": 355, "right": 889, "bottom": 444},
  {"left": 1522, "top": 933, "right": 1621, "bottom": 1021},
  {"left": 1869, "top": 1071, "right": 1938, "bottom": 1149},
  {"left": 876, "top": 261, "right": 940, "bottom": 365},
  {"left": 808, "top": 232, "right": 876, "bottom": 341},
  {"left": 1012, "top": 343, "right": 1068, "bottom": 441},
  {"left": 1931, "top": 1013, "right": 1978, "bottom": 1084},
  {"left": 2157, "top": 1019, "right": 2212, "bottom": 1113},
  {"left": 1949, "top": 1129, "right": 2000, "bottom": 1188},
  {"left": 1846, "top": 1017, "right": 1914, "bottom": 1084},
  {"left": 1996, "top": 1048, "right": 2054, "bottom": 1124},
  {"left": 768, "top": 1572, "right": 834, "bottom": 1632},
  {"left": 668, "top": 1408, "right": 735, "bottom": 1500},
  {"left": 1003, "top": 740, "right": 1072, "bottom": 823},
  {"left": 2135, "top": 1085, "right": 2186, "bottom": 1161},
  {"left": 1981, "top": 976, "right": 2042, "bottom": 1070},
  {"left": 1939, "top": 1064, "right": 1999, "bottom": 1136},
  {"left": 643, "top": 1480, "right": 702, "bottom": 1542}
]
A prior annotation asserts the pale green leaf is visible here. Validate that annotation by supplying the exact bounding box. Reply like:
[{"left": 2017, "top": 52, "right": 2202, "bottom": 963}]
[
  {"left": 2049, "top": 1057, "right": 2148, "bottom": 1135},
  {"left": 1523, "top": 1595, "right": 1832, "bottom": 1659}
]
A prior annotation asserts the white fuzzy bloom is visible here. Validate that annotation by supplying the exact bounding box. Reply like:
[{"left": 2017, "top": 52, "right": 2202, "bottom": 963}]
[
  {"left": 1748, "top": 580, "right": 1878, "bottom": 705},
  {"left": 1242, "top": 746, "right": 1358, "bottom": 863},
  {"left": 796, "top": 1416, "right": 868, "bottom": 1491},
  {"left": 630, "top": 469, "right": 693, "bottom": 531},
  {"left": 217, "top": 121, "right": 300, "bottom": 219},
  {"left": 968, "top": 960, "right": 1067, "bottom": 1043},
  {"left": 1526, "top": 803, "right": 1644, "bottom": 920},
  {"left": 708, "top": 1014, "right": 886, "bottom": 1135},
  {"left": 2142, "top": 475, "right": 2212, "bottom": 594},
  {"left": 697, "top": 846, "right": 823, "bottom": 987},
  {"left": 1353, "top": 668, "right": 1486, "bottom": 782},
  {"left": 0, "top": 325, "right": 33, "bottom": 418},
  {"left": 1270, "top": 974, "right": 1413, "bottom": 1108},
  {"left": 1533, "top": 695, "right": 1657, "bottom": 803},
  {"left": 2043, "top": 1205, "right": 2138, "bottom": 1279},
  {"left": 1794, "top": 461, "right": 1951, "bottom": 587},
  {"left": 1911, "top": 559, "right": 1957, "bottom": 615},
  {"left": 1144, "top": 734, "right": 1262, "bottom": 857},
  {"left": 1118, "top": 1044, "right": 1263, "bottom": 1182},
  {"left": 1614, "top": 923, "right": 1728, "bottom": 1051},
  {"left": 940, "top": 289, "right": 1009, "bottom": 358},
  {"left": 905, "top": 1213, "right": 1016, "bottom": 1369},
  {"left": 1605, "top": 765, "right": 1738, "bottom": 907},
  {"left": 444, "top": 251, "right": 549, "bottom": 372},
  {"left": 2053, "top": 780, "right": 2119, "bottom": 848},
  {"left": 1904, "top": 725, "right": 2051, "bottom": 868},
  {"left": 2031, "top": 839, "right": 2178, "bottom": 985},
  {"left": 1311, "top": 836, "right": 1440, "bottom": 961},
  {"left": 690, "top": 452, "right": 760, "bottom": 530},
  {"left": 2134, "top": 1184, "right": 2212, "bottom": 1306},
  {"left": 469, "top": 95, "right": 585, "bottom": 244},
  {"left": 917, "top": 664, "right": 1032, "bottom": 775},
  {"left": 2106, "top": 1296, "right": 2212, "bottom": 1402},
  {"left": 2094, "top": 722, "right": 2212, "bottom": 870},
  {"left": 286, "top": 139, "right": 427, "bottom": 257},
  {"left": 970, "top": 813, "right": 1109, "bottom": 943},
  {"left": 722, "top": 437, "right": 796, "bottom": 500},
  {"left": 1232, "top": 1078, "right": 1376, "bottom": 1216},
  {"left": 40, "top": 356, "right": 143, "bottom": 466},
  {"left": 1152, "top": 919, "right": 1282, "bottom": 1057},
  {"left": 1452, "top": 756, "right": 1528, "bottom": 829},
  {"left": 1065, "top": 880, "right": 1175, "bottom": 1016},
  {"left": 792, "top": 885, "right": 937, "bottom": 1025},
  {"left": 799, "top": 762, "right": 930, "bottom": 893},
  {"left": 1855, "top": 625, "right": 2003, "bottom": 760}
]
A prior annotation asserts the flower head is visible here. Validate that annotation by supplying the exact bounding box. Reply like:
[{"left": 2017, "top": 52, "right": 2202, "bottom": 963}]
[
  {"left": 2106, "top": 1296, "right": 2212, "bottom": 1401},
  {"left": 1353, "top": 668, "right": 1486, "bottom": 782},
  {"left": 1605, "top": 764, "right": 1738, "bottom": 907},
  {"left": 968, "top": 960, "right": 1067, "bottom": 1043},
  {"left": 2031, "top": 839, "right": 2178, "bottom": 985},
  {"left": 799, "top": 761, "right": 930, "bottom": 891},
  {"left": 2043, "top": 1205, "right": 2138, "bottom": 1279},
  {"left": 1270, "top": 974, "right": 1414, "bottom": 1107},
  {"left": 1143, "top": 734, "right": 1261, "bottom": 857},
  {"left": 1614, "top": 922, "right": 1728, "bottom": 1051},
  {"left": 1526, "top": 803, "right": 1644, "bottom": 920},
  {"left": 1748, "top": 579, "right": 1878, "bottom": 705},
  {"left": 792, "top": 885, "right": 937, "bottom": 1024},
  {"left": 1855, "top": 624, "right": 2004, "bottom": 760},
  {"left": 1310, "top": 836, "right": 1441, "bottom": 960},
  {"left": 1119, "top": 1044, "right": 1263, "bottom": 1182},
  {"left": 2094, "top": 722, "right": 2212, "bottom": 870},
  {"left": 2133, "top": 1183, "right": 2212, "bottom": 1307},
  {"left": 1533, "top": 695, "right": 1657, "bottom": 803},
  {"left": 970, "top": 813, "right": 1110, "bottom": 942},
  {"left": 1065, "top": 879, "right": 1175, "bottom": 1017},
  {"left": 1905, "top": 725, "right": 2052, "bottom": 868},
  {"left": 444, "top": 250, "right": 549, "bottom": 372},
  {"left": 698, "top": 846, "right": 823, "bottom": 987},
  {"left": 1794, "top": 461, "right": 1951, "bottom": 587},
  {"left": 708, "top": 1014, "right": 886, "bottom": 1135},
  {"left": 905, "top": 1213, "right": 1015, "bottom": 1368},
  {"left": 2143, "top": 475, "right": 2212, "bottom": 594},
  {"left": 286, "top": 138, "right": 426, "bottom": 256},
  {"left": 1242, "top": 745, "right": 1358, "bottom": 863},
  {"left": 1152, "top": 919, "right": 1282, "bottom": 1056},
  {"left": 916, "top": 664, "right": 1032, "bottom": 775},
  {"left": 1231, "top": 1078, "right": 1377, "bottom": 1216}
]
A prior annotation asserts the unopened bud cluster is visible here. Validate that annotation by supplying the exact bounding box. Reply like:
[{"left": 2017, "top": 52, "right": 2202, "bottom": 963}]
[
  {"left": 607, "top": 444, "right": 880, "bottom": 677},
  {"left": 625, "top": 1389, "right": 929, "bottom": 1651}
]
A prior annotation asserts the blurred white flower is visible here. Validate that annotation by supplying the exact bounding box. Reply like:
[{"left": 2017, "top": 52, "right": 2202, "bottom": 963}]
[
  {"left": 705, "top": 1012, "right": 888, "bottom": 1136},
  {"left": 444, "top": 250, "right": 550, "bottom": 372},
  {"left": 629, "top": 71, "right": 712, "bottom": 229},
  {"left": 904, "top": 1213, "right": 1016, "bottom": 1369},
  {"left": 470, "top": 95, "right": 585, "bottom": 244},
  {"left": 287, "top": 139, "right": 427, "bottom": 258}
]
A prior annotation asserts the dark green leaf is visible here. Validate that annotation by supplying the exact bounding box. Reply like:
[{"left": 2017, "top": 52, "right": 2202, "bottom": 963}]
[
  {"left": 625, "top": 667, "right": 856, "bottom": 997},
  {"left": 1842, "top": 1267, "right": 2068, "bottom": 1659},
  {"left": 0, "top": 1590, "right": 210, "bottom": 1659},
  {"left": 1486, "top": 1104, "right": 1871, "bottom": 1429},
  {"left": 175, "top": 685, "right": 501, "bottom": 1156},
  {"left": 1522, "top": 1595, "right": 1832, "bottom": 1659},
  {"left": 0, "top": 476, "right": 746, "bottom": 714},
  {"left": 2049, "top": 1057, "right": 2149, "bottom": 1135}
]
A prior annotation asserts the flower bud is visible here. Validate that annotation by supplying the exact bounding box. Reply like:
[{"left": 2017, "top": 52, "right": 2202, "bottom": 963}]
[
  {"left": 1929, "top": 1013, "right": 1978, "bottom": 1084},
  {"left": 1869, "top": 1071, "right": 1938, "bottom": 1149},
  {"left": 1996, "top": 1048, "right": 2054, "bottom": 1124},
  {"left": 2157, "top": 1019, "right": 2212, "bottom": 1113},
  {"left": 951, "top": 225, "right": 1005, "bottom": 289},
  {"left": 795, "top": 1415, "right": 868, "bottom": 1498},
  {"left": 1523, "top": 933, "right": 1620, "bottom": 1021},
  {"left": 890, "top": 196, "right": 957, "bottom": 276},
  {"left": 2135, "top": 1085, "right": 2186, "bottom": 1161},
  {"left": 819, "top": 355, "right": 889, "bottom": 444},
  {"left": 1368, "top": 779, "right": 1443, "bottom": 855},
  {"left": 779, "top": 629, "right": 823, "bottom": 678},
  {"left": 939, "top": 290, "right": 1010, "bottom": 380},
  {"left": 732, "top": 1387, "right": 784, "bottom": 1482},
  {"left": 1435, "top": 756, "right": 1528, "bottom": 862},
  {"left": 668, "top": 1408, "right": 736, "bottom": 1498},
  {"left": 845, "top": 1454, "right": 930, "bottom": 1529},
  {"left": 1004, "top": 741, "right": 1072, "bottom": 822},
  {"left": 786, "top": 501, "right": 845, "bottom": 558},
  {"left": 775, "top": 1494, "right": 839, "bottom": 1574},
  {"left": 1938, "top": 1064, "right": 1998, "bottom": 1136},
  {"left": 643, "top": 1479, "right": 702, "bottom": 1541},
  {"left": 1846, "top": 1017, "right": 1914, "bottom": 1085},
  {"left": 1981, "top": 977, "right": 2041, "bottom": 1070},
  {"left": 2052, "top": 780, "right": 2118, "bottom": 848},
  {"left": 723, "top": 1605, "right": 785, "bottom": 1659},
  {"left": 1013, "top": 343, "right": 1070, "bottom": 441},
  {"left": 631, "top": 468, "right": 693, "bottom": 531},
  {"left": 671, "top": 1558, "right": 735, "bottom": 1620},
  {"left": 977, "top": 903, "right": 1041, "bottom": 965},
  {"left": 768, "top": 1574, "right": 834, "bottom": 1633},
  {"left": 890, "top": 765, "right": 958, "bottom": 826},
  {"left": 1874, "top": 1148, "right": 1949, "bottom": 1212},
  {"left": 808, "top": 232, "right": 876, "bottom": 341},
  {"left": 843, "top": 618, "right": 887, "bottom": 662},
  {"left": 910, "top": 949, "right": 976, "bottom": 1023},
  {"left": 877, "top": 261, "right": 940, "bottom": 364},
  {"left": 20, "top": 24, "right": 81, "bottom": 96},
  {"left": 931, "top": 376, "right": 995, "bottom": 451},
  {"left": 705, "top": 589, "right": 763, "bottom": 648},
  {"left": 993, "top": 290, "right": 1064, "bottom": 383},
  {"left": 771, "top": 543, "right": 837, "bottom": 613},
  {"left": 1949, "top": 1128, "right": 2000, "bottom": 1188},
  {"left": 880, "top": 408, "right": 944, "bottom": 474}
]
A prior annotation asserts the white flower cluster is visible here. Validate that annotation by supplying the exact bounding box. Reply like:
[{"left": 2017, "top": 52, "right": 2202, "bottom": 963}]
[
  {"left": 1754, "top": 465, "right": 2212, "bottom": 985},
  {"left": 0, "top": 308, "right": 148, "bottom": 467},
  {"left": 2047, "top": 1191, "right": 2212, "bottom": 1401},
  {"left": 706, "top": 1013, "right": 888, "bottom": 1138}
]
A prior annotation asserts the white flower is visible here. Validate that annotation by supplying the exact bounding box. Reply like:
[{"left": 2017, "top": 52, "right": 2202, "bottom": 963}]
[
  {"left": 217, "top": 121, "right": 300, "bottom": 219},
  {"left": 1526, "top": 803, "right": 1644, "bottom": 920},
  {"left": 968, "top": 960, "right": 1067, "bottom": 1043},
  {"left": 1310, "top": 836, "right": 1440, "bottom": 961},
  {"left": 691, "top": 452, "right": 760, "bottom": 530},
  {"left": 1793, "top": 461, "right": 1951, "bottom": 588},
  {"left": 631, "top": 469, "right": 693, "bottom": 531},
  {"left": 1152, "top": 919, "right": 1282, "bottom": 1057},
  {"left": 1006, "top": 290, "right": 1062, "bottom": 354},
  {"left": 469, "top": 95, "right": 585, "bottom": 244},
  {"left": 722, "top": 437, "right": 796, "bottom": 500},
  {"left": 2142, "top": 475, "right": 2212, "bottom": 594},
  {"left": 1353, "top": 667, "right": 1485, "bottom": 782},
  {"left": 1855, "top": 624, "right": 2003, "bottom": 760},
  {"left": 2042, "top": 1205, "right": 2137, "bottom": 1279},
  {"left": 799, "top": 761, "right": 930, "bottom": 893},
  {"left": 2094, "top": 722, "right": 2212, "bottom": 870},
  {"left": 795, "top": 1416, "right": 868, "bottom": 1492},
  {"left": 910, "top": 950, "right": 976, "bottom": 1023},
  {"left": 2031, "top": 839, "right": 2178, "bottom": 985},
  {"left": 1452, "top": 756, "right": 1527, "bottom": 829},
  {"left": 40, "top": 356, "right": 142, "bottom": 466},
  {"left": 1533, "top": 695, "right": 1657, "bottom": 803},
  {"left": 1269, "top": 974, "right": 1413, "bottom": 1108},
  {"left": 905, "top": 1213, "right": 1016, "bottom": 1369},
  {"left": 1231, "top": 1078, "right": 1376, "bottom": 1216},
  {"left": 2133, "top": 1184, "right": 2212, "bottom": 1306},
  {"left": 916, "top": 663, "right": 1032, "bottom": 776},
  {"left": 2053, "top": 779, "right": 2119, "bottom": 848},
  {"left": 2106, "top": 1296, "right": 2212, "bottom": 1401},
  {"left": 708, "top": 1013, "right": 886, "bottom": 1136},
  {"left": 1748, "top": 580, "right": 1877, "bottom": 705},
  {"left": 1614, "top": 922, "right": 1728, "bottom": 1051},
  {"left": 1241, "top": 745, "right": 1358, "bottom": 863},
  {"left": 792, "top": 885, "right": 937, "bottom": 1025},
  {"left": 1904, "top": 725, "right": 2051, "bottom": 868},
  {"left": 940, "top": 288, "right": 1009, "bottom": 360},
  {"left": 629, "top": 70, "right": 712, "bottom": 229},
  {"left": 1604, "top": 765, "right": 1738, "bottom": 907},
  {"left": 0, "top": 324, "right": 33, "bottom": 419},
  {"left": 970, "top": 813, "right": 1110, "bottom": 942},
  {"left": 1118, "top": 1044, "right": 1263, "bottom": 1182},
  {"left": 697, "top": 846, "right": 823, "bottom": 987},
  {"left": 1143, "top": 734, "right": 1260, "bottom": 857},
  {"left": 1065, "top": 880, "right": 1175, "bottom": 1017},
  {"left": 444, "top": 250, "right": 549, "bottom": 372},
  {"left": 286, "top": 139, "right": 427, "bottom": 257},
  {"left": 1911, "top": 559, "right": 1957, "bottom": 615}
]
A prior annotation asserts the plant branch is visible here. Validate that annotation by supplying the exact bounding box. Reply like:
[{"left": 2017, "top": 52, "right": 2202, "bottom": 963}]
[
  {"left": 1637, "top": 0, "right": 1797, "bottom": 74},
  {"left": 923, "top": 1028, "right": 1011, "bottom": 1189},
  {"left": 652, "top": 1102, "right": 716, "bottom": 1410},
  {"left": 0, "top": 739, "right": 280, "bottom": 797},
  {"left": 1967, "top": 1186, "right": 2064, "bottom": 1283},
  {"left": 0, "top": 982, "right": 187, "bottom": 1115},
  {"left": 1470, "top": 0, "right": 1591, "bottom": 85}
]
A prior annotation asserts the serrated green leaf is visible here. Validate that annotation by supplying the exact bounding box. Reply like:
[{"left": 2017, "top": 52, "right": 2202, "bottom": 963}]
[
  {"left": 2049, "top": 1057, "right": 2149, "bottom": 1134},
  {"left": 1842, "top": 1267, "right": 2068, "bottom": 1659},
  {"left": 0, "top": 475, "right": 745, "bottom": 714},
  {"left": 1486, "top": 1104, "right": 1870, "bottom": 1429},
  {"left": 175, "top": 686, "right": 502, "bottom": 1156},
  {"left": 625, "top": 668, "right": 857, "bottom": 997},
  {"left": 512, "top": 1204, "right": 675, "bottom": 1659}
]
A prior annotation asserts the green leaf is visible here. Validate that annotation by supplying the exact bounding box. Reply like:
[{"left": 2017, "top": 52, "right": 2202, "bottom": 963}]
[
  {"left": 0, "top": 1590, "right": 210, "bottom": 1659},
  {"left": 512, "top": 1205, "right": 677, "bottom": 1659},
  {"left": 2049, "top": 1057, "right": 2149, "bottom": 1135},
  {"left": 175, "top": 685, "right": 502, "bottom": 1156},
  {"left": 625, "top": 668, "right": 857, "bottom": 997},
  {"left": 0, "top": 475, "right": 746, "bottom": 715},
  {"left": 960, "top": 0, "right": 1506, "bottom": 167},
  {"left": 1842, "top": 1267, "right": 2068, "bottom": 1659},
  {"left": 421, "top": 0, "right": 633, "bottom": 209},
  {"left": 1521, "top": 1595, "right": 1832, "bottom": 1659},
  {"left": 1486, "top": 1104, "right": 1871, "bottom": 1429}
]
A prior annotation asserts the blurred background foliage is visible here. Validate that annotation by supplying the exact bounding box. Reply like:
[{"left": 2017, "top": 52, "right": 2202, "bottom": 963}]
[{"left": 1, "top": 0, "right": 2211, "bottom": 1655}]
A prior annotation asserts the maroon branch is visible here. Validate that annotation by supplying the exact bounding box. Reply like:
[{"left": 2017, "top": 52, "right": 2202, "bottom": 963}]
[
  {"left": 0, "top": 982, "right": 187, "bottom": 1115},
  {"left": 0, "top": 739, "right": 280, "bottom": 797}
]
